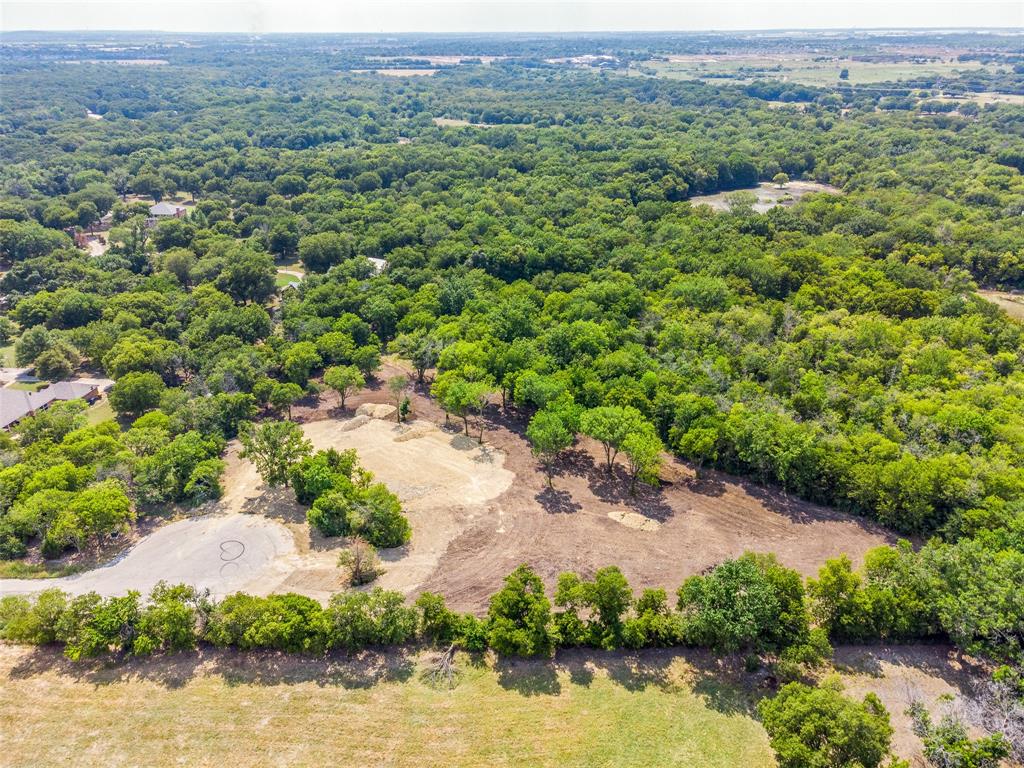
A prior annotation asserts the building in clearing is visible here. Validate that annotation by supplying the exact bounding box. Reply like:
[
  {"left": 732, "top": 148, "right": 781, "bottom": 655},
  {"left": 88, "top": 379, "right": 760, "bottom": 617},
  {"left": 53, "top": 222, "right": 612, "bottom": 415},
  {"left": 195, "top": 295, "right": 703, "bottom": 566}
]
[
  {"left": 149, "top": 202, "right": 187, "bottom": 218},
  {"left": 0, "top": 380, "right": 107, "bottom": 430}
]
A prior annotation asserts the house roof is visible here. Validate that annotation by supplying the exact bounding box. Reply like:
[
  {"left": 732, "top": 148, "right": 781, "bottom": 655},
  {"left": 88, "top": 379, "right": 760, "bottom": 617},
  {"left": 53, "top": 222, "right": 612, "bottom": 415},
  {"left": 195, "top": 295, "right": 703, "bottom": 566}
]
[
  {"left": 0, "top": 380, "right": 100, "bottom": 429},
  {"left": 0, "top": 390, "right": 34, "bottom": 430},
  {"left": 149, "top": 202, "right": 185, "bottom": 216},
  {"left": 34, "top": 381, "right": 97, "bottom": 403}
]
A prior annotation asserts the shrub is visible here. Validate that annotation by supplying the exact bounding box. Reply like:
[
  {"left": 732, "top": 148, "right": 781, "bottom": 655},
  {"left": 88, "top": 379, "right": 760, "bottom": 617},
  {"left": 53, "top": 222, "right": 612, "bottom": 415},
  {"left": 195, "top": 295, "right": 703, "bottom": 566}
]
[
  {"left": 205, "top": 593, "right": 327, "bottom": 653},
  {"left": 324, "top": 588, "right": 417, "bottom": 652},
  {"left": 487, "top": 564, "right": 554, "bottom": 657},
  {"left": 337, "top": 537, "right": 384, "bottom": 586}
]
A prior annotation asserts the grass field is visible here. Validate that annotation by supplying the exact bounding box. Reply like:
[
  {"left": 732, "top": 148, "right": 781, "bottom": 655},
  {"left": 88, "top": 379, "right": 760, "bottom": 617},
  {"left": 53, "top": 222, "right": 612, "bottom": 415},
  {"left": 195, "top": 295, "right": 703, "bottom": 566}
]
[
  {"left": 85, "top": 398, "right": 115, "bottom": 425},
  {"left": 6, "top": 380, "right": 48, "bottom": 392},
  {"left": 0, "top": 646, "right": 775, "bottom": 768},
  {"left": 0, "top": 344, "right": 15, "bottom": 367},
  {"left": 632, "top": 56, "right": 991, "bottom": 87}
]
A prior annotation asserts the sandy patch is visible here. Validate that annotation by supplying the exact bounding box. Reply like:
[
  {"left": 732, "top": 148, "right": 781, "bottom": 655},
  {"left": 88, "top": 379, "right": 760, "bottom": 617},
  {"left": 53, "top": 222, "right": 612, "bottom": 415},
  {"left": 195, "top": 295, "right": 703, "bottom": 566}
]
[
  {"left": 688, "top": 180, "right": 842, "bottom": 213},
  {"left": 302, "top": 417, "right": 513, "bottom": 510},
  {"left": 608, "top": 510, "right": 661, "bottom": 532},
  {"left": 978, "top": 289, "right": 1024, "bottom": 321}
]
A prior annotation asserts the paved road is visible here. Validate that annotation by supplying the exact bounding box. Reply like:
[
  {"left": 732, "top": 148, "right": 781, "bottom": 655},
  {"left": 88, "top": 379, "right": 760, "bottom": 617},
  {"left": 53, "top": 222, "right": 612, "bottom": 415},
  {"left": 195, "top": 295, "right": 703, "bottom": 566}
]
[{"left": 0, "top": 514, "right": 295, "bottom": 599}]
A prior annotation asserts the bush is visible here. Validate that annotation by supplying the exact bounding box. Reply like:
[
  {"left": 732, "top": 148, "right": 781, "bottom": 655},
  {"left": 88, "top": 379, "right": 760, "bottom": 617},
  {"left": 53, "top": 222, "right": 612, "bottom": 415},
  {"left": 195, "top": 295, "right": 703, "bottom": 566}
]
[
  {"left": 416, "top": 591, "right": 462, "bottom": 646},
  {"left": 134, "top": 583, "right": 210, "bottom": 655},
  {"left": 487, "top": 564, "right": 554, "bottom": 657},
  {"left": 324, "top": 588, "right": 417, "bottom": 652},
  {"left": 307, "top": 490, "right": 356, "bottom": 537},
  {"left": 205, "top": 593, "right": 327, "bottom": 653},
  {"left": 336, "top": 537, "right": 384, "bottom": 586}
]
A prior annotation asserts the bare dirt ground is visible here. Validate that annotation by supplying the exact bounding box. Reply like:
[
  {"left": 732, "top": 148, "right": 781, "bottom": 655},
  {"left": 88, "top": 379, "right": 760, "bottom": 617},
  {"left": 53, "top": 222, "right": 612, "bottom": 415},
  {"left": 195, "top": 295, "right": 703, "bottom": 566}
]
[
  {"left": 688, "top": 180, "right": 843, "bottom": 213},
  {"left": 979, "top": 289, "right": 1024, "bottom": 321},
  {"left": 296, "top": 361, "right": 894, "bottom": 612},
  {"left": 835, "top": 645, "right": 997, "bottom": 762}
]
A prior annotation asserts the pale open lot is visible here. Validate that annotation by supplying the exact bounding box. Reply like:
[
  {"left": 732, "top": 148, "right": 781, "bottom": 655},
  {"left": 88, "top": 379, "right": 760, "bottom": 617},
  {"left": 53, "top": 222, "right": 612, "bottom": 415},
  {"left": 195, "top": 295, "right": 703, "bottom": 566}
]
[{"left": 688, "top": 180, "right": 842, "bottom": 213}]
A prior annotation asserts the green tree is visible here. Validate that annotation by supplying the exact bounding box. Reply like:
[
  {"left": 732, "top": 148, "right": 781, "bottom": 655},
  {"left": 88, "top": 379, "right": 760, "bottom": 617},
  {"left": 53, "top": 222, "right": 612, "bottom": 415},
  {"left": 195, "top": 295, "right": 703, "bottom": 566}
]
[
  {"left": 109, "top": 371, "right": 166, "bottom": 418},
  {"left": 758, "top": 680, "right": 896, "bottom": 768},
  {"left": 388, "top": 374, "right": 408, "bottom": 423},
  {"left": 323, "top": 365, "right": 365, "bottom": 409},
  {"left": 487, "top": 564, "right": 554, "bottom": 657},
  {"left": 269, "top": 382, "right": 304, "bottom": 419},
  {"left": 239, "top": 420, "right": 312, "bottom": 487},
  {"left": 526, "top": 409, "right": 574, "bottom": 486},
  {"left": 579, "top": 405, "right": 645, "bottom": 473},
  {"left": 298, "top": 231, "right": 354, "bottom": 273},
  {"left": 621, "top": 423, "right": 663, "bottom": 493},
  {"left": 282, "top": 341, "right": 322, "bottom": 385}
]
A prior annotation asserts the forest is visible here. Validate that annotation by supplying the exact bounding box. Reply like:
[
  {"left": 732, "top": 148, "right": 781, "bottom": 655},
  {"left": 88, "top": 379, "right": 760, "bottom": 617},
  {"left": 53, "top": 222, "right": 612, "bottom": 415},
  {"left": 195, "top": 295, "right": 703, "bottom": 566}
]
[{"left": 1, "top": 30, "right": 1023, "bottom": 767}]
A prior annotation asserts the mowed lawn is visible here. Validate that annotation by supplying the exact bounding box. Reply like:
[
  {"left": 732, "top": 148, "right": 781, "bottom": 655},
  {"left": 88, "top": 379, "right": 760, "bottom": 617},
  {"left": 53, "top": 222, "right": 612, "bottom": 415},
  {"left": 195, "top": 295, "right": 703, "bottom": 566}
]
[{"left": 0, "top": 645, "right": 774, "bottom": 768}]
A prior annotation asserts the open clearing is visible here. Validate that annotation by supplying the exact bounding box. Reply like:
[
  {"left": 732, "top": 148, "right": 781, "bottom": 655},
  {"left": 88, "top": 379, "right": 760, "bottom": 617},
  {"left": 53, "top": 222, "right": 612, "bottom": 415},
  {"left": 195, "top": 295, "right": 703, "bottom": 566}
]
[
  {"left": 0, "top": 642, "right": 986, "bottom": 767},
  {"left": 0, "top": 643, "right": 769, "bottom": 768},
  {"left": 979, "top": 289, "right": 1024, "bottom": 321},
  {"left": 688, "top": 180, "right": 843, "bottom": 213},
  {"left": 0, "top": 369, "right": 893, "bottom": 609}
]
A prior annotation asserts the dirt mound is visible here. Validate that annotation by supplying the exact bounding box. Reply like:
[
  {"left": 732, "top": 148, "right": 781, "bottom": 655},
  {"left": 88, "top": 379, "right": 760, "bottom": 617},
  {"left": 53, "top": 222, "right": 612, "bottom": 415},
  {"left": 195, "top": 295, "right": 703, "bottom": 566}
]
[
  {"left": 608, "top": 510, "right": 661, "bottom": 531},
  {"left": 393, "top": 421, "right": 438, "bottom": 442},
  {"left": 339, "top": 414, "right": 371, "bottom": 431},
  {"left": 356, "top": 402, "right": 397, "bottom": 419}
]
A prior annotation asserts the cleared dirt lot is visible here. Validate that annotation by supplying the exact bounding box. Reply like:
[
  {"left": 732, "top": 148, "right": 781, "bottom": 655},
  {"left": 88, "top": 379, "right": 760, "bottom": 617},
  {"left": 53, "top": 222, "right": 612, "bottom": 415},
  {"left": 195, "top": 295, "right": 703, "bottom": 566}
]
[
  {"left": 979, "top": 289, "right": 1024, "bottom": 322},
  {"left": 688, "top": 180, "right": 842, "bottom": 213},
  {"left": 298, "top": 365, "right": 895, "bottom": 612}
]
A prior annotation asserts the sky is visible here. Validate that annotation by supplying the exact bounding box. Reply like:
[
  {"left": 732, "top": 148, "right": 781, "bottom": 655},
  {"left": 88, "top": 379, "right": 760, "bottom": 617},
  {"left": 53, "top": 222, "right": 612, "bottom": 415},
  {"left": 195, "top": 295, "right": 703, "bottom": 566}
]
[{"left": 2, "top": 0, "right": 1022, "bottom": 34}]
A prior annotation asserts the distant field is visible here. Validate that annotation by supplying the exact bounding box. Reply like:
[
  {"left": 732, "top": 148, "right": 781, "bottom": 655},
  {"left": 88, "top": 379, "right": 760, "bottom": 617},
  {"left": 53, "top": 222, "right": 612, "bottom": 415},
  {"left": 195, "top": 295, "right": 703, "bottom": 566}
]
[
  {"left": 632, "top": 56, "right": 991, "bottom": 87},
  {"left": 0, "top": 646, "right": 774, "bottom": 768}
]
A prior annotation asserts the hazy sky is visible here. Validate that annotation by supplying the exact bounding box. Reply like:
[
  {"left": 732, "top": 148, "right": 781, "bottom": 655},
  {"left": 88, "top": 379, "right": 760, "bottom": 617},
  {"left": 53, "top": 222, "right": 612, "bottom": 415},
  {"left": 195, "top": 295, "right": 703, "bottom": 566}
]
[{"left": 2, "top": 0, "right": 1022, "bottom": 34}]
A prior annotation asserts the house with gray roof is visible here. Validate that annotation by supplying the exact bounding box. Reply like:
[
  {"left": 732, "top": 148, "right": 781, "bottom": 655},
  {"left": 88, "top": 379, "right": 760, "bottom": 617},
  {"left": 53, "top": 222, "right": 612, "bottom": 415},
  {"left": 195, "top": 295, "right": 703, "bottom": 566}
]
[{"left": 0, "top": 380, "right": 102, "bottom": 430}]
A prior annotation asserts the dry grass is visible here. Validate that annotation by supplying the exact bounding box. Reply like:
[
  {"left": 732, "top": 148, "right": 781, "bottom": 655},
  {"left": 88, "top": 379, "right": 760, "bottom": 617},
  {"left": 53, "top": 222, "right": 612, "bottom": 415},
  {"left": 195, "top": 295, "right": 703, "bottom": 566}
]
[{"left": 0, "top": 645, "right": 774, "bottom": 768}]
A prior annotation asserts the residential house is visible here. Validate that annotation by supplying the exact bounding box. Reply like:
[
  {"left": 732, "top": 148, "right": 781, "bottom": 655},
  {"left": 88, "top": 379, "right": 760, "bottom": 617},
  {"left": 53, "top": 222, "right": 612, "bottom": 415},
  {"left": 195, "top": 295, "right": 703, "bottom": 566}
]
[{"left": 0, "top": 380, "right": 103, "bottom": 430}]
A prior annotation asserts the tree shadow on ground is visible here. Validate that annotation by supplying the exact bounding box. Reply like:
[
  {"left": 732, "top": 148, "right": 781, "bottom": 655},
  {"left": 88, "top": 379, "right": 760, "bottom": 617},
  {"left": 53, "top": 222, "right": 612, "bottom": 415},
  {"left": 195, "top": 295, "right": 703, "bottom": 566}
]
[
  {"left": 7, "top": 646, "right": 204, "bottom": 690},
  {"left": 686, "top": 653, "right": 767, "bottom": 717},
  {"left": 494, "top": 656, "right": 562, "bottom": 696},
  {"left": 8, "top": 646, "right": 418, "bottom": 692},
  {"left": 831, "top": 643, "right": 983, "bottom": 696},
  {"left": 684, "top": 473, "right": 727, "bottom": 498},
  {"left": 589, "top": 465, "right": 676, "bottom": 523},
  {"left": 535, "top": 487, "right": 583, "bottom": 515},
  {"left": 591, "top": 650, "right": 679, "bottom": 693},
  {"left": 208, "top": 648, "right": 417, "bottom": 689},
  {"left": 237, "top": 487, "right": 340, "bottom": 554}
]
